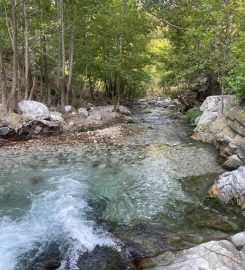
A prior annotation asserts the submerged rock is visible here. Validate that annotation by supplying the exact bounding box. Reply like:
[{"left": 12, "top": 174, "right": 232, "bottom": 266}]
[
  {"left": 18, "top": 100, "right": 50, "bottom": 120},
  {"left": 30, "top": 176, "right": 44, "bottom": 184},
  {"left": 113, "top": 223, "right": 171, "bottom": 258},
  {"left": 185, "top": 206, "right": 238, "bottom": 232},
  {"left": 209, "top": 166, "right": 245, "bottom": 208},
  {"left": 77, "top": 246, "right": 134, "bottom": 270}
]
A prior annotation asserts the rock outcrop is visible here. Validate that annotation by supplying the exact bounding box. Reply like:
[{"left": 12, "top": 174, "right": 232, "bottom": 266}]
[
  {"left": 192, "top": 95, "right": 245, "bottom": 168},
  {"left": 148, "top": 239, "right": 245, "bottom": 270},
  {"left": 209, "top": 166, "right": 245, "bottom": 208}
]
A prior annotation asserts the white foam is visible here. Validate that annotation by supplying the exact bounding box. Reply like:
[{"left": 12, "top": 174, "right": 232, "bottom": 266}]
[{"left": 0, "top": 177, "right": 117, "bottom": 270}]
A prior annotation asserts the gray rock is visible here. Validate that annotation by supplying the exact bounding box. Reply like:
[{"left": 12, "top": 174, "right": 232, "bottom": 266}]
[
  {"left": 50, "top": 111, "right": 64, "bottom": 122},
  {"left": 78, "top": 108, "right": 89, "bottom": 118},
  {"left": 119, "top": 105, "right": 131, "bottom": 115},
  {"left": 230, "top": 232, "right": 245, "bottom": 249},
  {"left": 18, "top": 100, "right": 50, "bottom": 120},
  {"left": 198, "top": 111, "right": 219, "bottom": 126},
  {"left": 223, "top": 155, "right": 243, "bottom": 170},
  {"left": 34, "top": 125, "right": 42, "bottom": 134},
  {"left": 6, "top": 113, "right": 23, "bottom": 129},
  {"left": 209, "top": 166, "right": 245, "bottom": 207},
  {"left": 87, "top": 113, "right": 102, "bottom": 121},
  {"left": 0, "top": 127, "right": 9, "bottom": 136},
  {"left": 196, "top": 95, "right": 236, "bottom": 128},
  {"left": 200, "top": 95, "right": 236, "bottom": 113},
  {"left": 63, "top": 121, "right": 80, "bottom": 132},
  {"left": 149, "top": 240, "right": 245, "bottom": 270},
  {"left": 64, "top": 105, "right": 73, "bottom": 113}
]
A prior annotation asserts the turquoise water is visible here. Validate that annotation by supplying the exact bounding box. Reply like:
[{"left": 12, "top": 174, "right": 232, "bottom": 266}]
[{"left": 0, "top": 105, "right": 240, "bottom": 269}]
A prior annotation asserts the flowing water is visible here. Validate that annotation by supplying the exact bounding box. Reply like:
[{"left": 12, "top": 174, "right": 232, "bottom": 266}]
[{"left": 0, "top": 103, "right": 244, "bottom": 269}]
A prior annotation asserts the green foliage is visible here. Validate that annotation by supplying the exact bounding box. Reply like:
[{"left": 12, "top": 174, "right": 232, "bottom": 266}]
[
  {"left": 225, "top": 33, "right": 245, "bottom": 97},
  {"left": 185, "top": 107, "right": 202, "bottom": 126},
  {"left": 145, "top": 0, "right": 245, "bottom": 96}
]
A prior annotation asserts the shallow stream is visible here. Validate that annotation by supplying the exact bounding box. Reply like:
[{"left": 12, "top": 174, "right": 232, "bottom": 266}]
[{"left": 0, "top": 102, "right": 244, "bottom": 269}]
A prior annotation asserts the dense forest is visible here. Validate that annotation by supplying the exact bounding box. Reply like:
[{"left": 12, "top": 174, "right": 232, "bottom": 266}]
[{"left": 0, "top": 0, "right": 244, "bottom": 114}]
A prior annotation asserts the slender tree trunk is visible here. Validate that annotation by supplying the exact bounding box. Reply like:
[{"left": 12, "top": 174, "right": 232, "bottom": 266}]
[
  {"left": 24, "top": 0, "right": 30, "bottom": 100},
  {"left": 28, "top": 65, "right": 37, "bottom": 100},
  {"left": 88, "top": 74, "right": 94, "bottom": 101},
  {"left": 8, "top": 0, "right": 18, "bottom": 112},
  {"left": 42, "top": 34, "right": 49, "bottom": 105},
  {"left": 0, "top": 38, "right": 8, "bottom": 114},
  {"left": 60, "top": 0, "right": 66, "bottom": 107},
  {"left": 66, "top": 35, "right": 74, "bottom": 105},
  {"left": 221, "top": 0, "right": 231, "bottom": 114}
]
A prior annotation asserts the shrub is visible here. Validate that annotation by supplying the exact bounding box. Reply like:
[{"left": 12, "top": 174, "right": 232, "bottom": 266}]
[{"left": 185, "top": 107, "right": 202, "bottom": 126}]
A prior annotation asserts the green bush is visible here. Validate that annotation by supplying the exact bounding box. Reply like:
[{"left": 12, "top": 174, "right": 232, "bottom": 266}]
[{"left": 185, "top": 107, "right": 202, "bottom": 126}]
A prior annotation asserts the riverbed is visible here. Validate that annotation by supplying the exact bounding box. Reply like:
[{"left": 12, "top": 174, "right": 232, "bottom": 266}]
[{"left": 0, "top": 102, "right": 244, "bottom": 269}]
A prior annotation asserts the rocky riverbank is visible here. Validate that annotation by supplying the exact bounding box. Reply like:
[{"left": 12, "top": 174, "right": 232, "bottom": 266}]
[
  {"left": 192, "top": 95, "right": 245, "bottom": 170},
  {"left": 142, "top": 95, "right": 245, "bottom": 270}
]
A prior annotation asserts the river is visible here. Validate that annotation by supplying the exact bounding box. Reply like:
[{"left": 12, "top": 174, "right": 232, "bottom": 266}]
[{"left": 0, "top": 101, "right": 244, "bottom": 269}]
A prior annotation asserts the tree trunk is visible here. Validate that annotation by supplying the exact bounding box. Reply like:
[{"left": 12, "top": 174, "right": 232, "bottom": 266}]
[
  {"left": 60, "top": 0, "right": 66, "bottom": 108},
  {"left": 0, "top": 38, "right": 8, "bottom": 114},
  {"left": 42, "top": 34, "right": 49, "bottom": 105},
  {"left": 8, "top": 0, "right": 18, "bottom": 112},
  {"left": 24, "top": 0, "right": 30, "bottom": 100},
  {"left": 66, "top": 34, "right": 74, "bottom": 105},
  {"left": 28, "top": 70, "right": 37, "bottom": 100},
  {"left": 88, "top": 74, "right": 94, "bottom": 101}
]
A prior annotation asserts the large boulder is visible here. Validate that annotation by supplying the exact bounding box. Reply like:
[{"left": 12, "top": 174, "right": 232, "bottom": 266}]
[
  {"left": 209, "top": 166, "right": 245, "bottom": 207},
  {"left": 18, "top": 100, "right": 50, "bottom": 120},
  {"left": 148, "top": 240, "right": 245, "bottom": 270},
  {"left": 196, "top": 95, "right": 236, "bottom": 128}
]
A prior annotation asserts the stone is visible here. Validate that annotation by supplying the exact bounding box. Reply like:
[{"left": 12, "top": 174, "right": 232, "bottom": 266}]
[
  {"left": 200, "top": 95, "right": 236, "bottom": 113},
  {"left": 78, "top": 108, "right": 89, "bottom": 118},
  {"left": 63, "top": 121, "right": 80, "bottom": 132},
  {"left": 34, "top": 125, "right": 43, "bottom": 134},
  {"left": 185, "top": 206, "right": 238, "bottom": 231},
  {"left": 119, "top": 105, "right": 131, "bottom": 115},
  {"left": 64, "top": 105, "right": 73, "bottom": 113},
  {"left": 209, "top": 166, "right": 245, "bottom": 207},
  {"left": 198, "top": 111, "right": 219, "bottom": 126},
  {"left": 223, "top": 155, "right": 243, "bottom": 170},
  {"left": 6, "top": 113, "right": 23, "bottom": 129},
  {"left": 88, "top": 113, "right": 102, "bottom": 121},
  {"left": 148, "top": 240, "right": 245, "bottom": 270},
  {"left": 230, "top": 231, "right": 245, "bottom": 249},
  {"left": 50, "top": 111, "right": 64, "bottom": 122},
  {"left": 30, "top": 176, "right": 44, "bottom": 184},
  {"left": 0, "top": 127, "right": 9, "bottom": 136},
  {"left": 196, "top": 95, "right": 236, "bottom": 128},
  {"left": 18, "top": 100, "right": 50, "bottom": 120}
]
